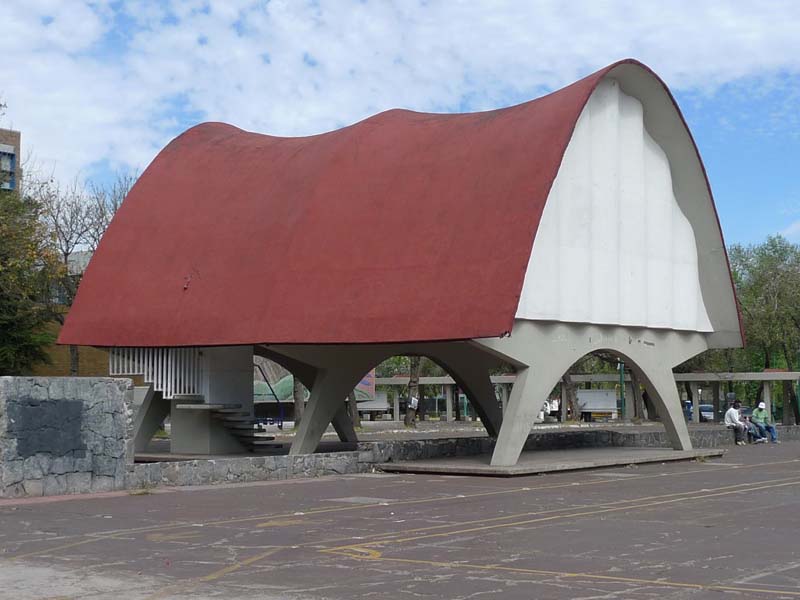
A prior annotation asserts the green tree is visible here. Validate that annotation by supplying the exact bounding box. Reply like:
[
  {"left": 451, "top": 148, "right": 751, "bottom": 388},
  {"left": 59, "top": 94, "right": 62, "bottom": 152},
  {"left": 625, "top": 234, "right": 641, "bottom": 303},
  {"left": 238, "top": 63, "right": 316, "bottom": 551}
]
[
  {"left": 0, "top": 188, "right": 61, "bottom": 374},
  {"left": 25, "top": 172, "right": 135, "bottom": 375},
  {"left": 728, "top": 237, "right": 800, "bottom": 420},
  {"left": 672, "top": 236, "right": 800, "bottom": 422}
]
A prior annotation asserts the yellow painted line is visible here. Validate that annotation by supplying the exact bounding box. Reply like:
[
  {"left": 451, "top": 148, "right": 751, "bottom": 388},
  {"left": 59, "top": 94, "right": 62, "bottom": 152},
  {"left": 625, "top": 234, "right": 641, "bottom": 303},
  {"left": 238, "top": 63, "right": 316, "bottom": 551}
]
[
  {"left": 197, "top": 547, "right": 283, "bottom": 582},
  {"left": 145, "top": 547, "right": 283, "bottom": 599},
  {"left": 138, "top": 474, "right": 800, "bottom": 598},
  {"left": 145, "top": 531, "right": 203, "bottom": 543},
  {"left": 346, "top": 555, "right": 800, "bottom": 598},
  {"left": 256, "top": 518, "right": 309, "bottom": 528},
  {"left": 322, "top": 476, "right": 800, "bottom": 553},
  {"left": 7, "top": 536, "right": 110, "bottom": 562},
  {"left": 334, "top": 546, "right": 384, "bottom": 560},
  {"left": 322, "top": 473, "right": 800, "bottom": 548},
  {"left": 6, "top": 457, "right": 800, "bottom": 561}
]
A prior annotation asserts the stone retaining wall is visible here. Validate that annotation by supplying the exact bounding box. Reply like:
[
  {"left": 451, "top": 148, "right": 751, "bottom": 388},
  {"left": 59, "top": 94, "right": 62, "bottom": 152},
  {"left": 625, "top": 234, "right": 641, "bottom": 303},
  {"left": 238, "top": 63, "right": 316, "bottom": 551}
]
[
  {"left": 3, "top": 376, "right": 799, "bottom": 497},
  {"left": 0, "top": 377, "right": 133, "bottom": 498},
  {"left": 128, "top": 452, "right": 362, "bottom": 489},
  {"left": 130, "top": 426, "right": 800, "bottom": 490}
]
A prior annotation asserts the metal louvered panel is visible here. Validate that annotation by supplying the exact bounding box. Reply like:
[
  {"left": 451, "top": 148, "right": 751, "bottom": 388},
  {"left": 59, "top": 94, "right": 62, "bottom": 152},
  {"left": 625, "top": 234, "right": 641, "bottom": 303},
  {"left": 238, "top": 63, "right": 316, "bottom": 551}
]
[{"left": 108, "top": 347, "right": 204, "bottom": 399}]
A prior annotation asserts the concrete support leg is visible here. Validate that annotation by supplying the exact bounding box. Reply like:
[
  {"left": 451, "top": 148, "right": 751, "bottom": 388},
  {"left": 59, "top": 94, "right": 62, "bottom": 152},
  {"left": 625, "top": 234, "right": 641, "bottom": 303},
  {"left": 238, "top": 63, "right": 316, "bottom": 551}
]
[
  {"left": 266, "top": 340, "right": 512, "bottom": 454},
  {"left": 289, "top": 364, "right": 368, "bottom": 455},
  {"left": 712, "top": 381, "right": 721, "bottom": 423},
  {"left": 257, "top": 345, "right": 358, "bottom": 443},
  {"left": 331, "top": 404, "right": 358, "bottom": 443},
  {"left": 441, "top": 362, "right": 501, "bottom": 437},
  {"left": 476, "top": 320, "right": 704, "bottom": 466},
  {"left": 394, "top": 395, "right": 400, "bottom": 422},
  {"left": 489, "top": 362, "right": 575, "bottom": 466},
  {"left": 132, "top": 385, "right": 168, "bottom": 453},
  {"left": 629, "top": 363, "right": 691, "bottom": 451},
  {"left": 426, "top": 344, "right": 504, "bottom": 437},
  {"left": 691, "top": 383, "right": 700, "bottom": 423}
]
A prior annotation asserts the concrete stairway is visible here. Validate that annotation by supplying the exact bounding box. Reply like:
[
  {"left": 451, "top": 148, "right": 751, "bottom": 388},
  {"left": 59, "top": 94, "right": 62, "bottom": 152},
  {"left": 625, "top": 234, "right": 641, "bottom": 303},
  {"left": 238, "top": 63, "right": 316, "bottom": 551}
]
[{"left": 208, "top": 405, "right": 281, "bottom": 451}]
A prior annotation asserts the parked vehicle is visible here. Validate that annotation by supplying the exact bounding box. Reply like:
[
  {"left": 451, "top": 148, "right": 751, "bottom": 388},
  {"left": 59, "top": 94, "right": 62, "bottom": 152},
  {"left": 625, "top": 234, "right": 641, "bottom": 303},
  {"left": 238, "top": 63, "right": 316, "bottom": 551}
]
[{"left": 683, "top": 402, "right": 716, "bottom": 422}]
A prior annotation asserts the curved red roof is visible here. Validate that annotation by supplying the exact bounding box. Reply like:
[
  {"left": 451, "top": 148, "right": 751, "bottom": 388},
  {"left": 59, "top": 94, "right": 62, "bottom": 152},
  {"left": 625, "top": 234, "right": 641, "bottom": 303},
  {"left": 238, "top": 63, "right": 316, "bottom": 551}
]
[{"left": 59, "top": 59, "right": 734, "bottom": 347}]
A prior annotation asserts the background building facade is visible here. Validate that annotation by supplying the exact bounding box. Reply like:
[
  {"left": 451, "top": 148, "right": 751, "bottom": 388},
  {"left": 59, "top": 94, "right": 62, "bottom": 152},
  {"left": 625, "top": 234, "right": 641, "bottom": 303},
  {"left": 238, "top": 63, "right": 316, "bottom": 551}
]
[{"left": 0, "top": 128, "right": 21, "bottom": 191}]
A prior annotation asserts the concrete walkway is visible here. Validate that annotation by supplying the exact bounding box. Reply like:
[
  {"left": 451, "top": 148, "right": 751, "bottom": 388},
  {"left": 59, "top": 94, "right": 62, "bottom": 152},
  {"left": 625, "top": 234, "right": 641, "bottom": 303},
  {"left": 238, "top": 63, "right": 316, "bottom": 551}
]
[
  {"left": 379, "top": 446, "right": 725, "bottom": 476},
  {"left": 2, "top": 442, "right": 799, "bottom": 599}
]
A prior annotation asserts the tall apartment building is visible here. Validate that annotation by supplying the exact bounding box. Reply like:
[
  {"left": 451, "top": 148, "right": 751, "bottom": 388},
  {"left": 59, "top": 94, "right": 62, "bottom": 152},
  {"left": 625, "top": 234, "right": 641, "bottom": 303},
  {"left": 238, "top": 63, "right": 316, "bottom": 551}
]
[{"left": 0, "top": 128, "right": 21, "bottom": 191}]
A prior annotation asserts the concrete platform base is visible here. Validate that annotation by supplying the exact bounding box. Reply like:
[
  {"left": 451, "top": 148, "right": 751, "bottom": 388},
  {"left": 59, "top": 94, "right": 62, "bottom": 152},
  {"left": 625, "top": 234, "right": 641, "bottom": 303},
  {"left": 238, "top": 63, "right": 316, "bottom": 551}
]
[{"left": 379, "top": 447, "right": 725, "bottom": 477}]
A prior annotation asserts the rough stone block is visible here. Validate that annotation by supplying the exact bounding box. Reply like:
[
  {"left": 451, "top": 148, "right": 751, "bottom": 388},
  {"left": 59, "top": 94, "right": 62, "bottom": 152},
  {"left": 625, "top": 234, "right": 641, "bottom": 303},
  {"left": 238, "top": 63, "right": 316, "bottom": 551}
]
[
  {"left": 66, "top": 472, "right": 93, "bottom": 494},
  {"left": 2, "top": 460, "right": 23, "bottom": 486},
  {"left": 1, "top": 482, "right": 25, "bottom": 498},
  {"left": 29, "top": 381, "right": 49, "bottom": 402},
  {"left": 42, "top": 474, "right": 68, "bottom": 496},
  {"left": 211, "top": 460, "right": 229, "bottom": 481},
  {"left": 104, "top": 437, "right": 125, "bottom": 459},
  {"left": 93, "top": 456, "right": 118, "bottom": 477},
  {"left": 22, "top": 479, "right": 44, "bottom": 497},
  {"left": 146, "top": 463, "right": 163, "bottom": 486},
  {"left": 195, "top": 460, "right": 214, "bottom": 484},
  {"left": 23, "top": 456, "right": 43, "bottom": 480},
  {"left": 50, "top": 456, "right": 75, "bottom": 475},
  {"left": 91, "top": 475, "right": 115, "bottom": 493},
  {"left": 48, "top": 378, "right": 66, "bottom": 401},
  {"left": 161, "top": 462, "right": 180, "bottom": 484},
  {"left": 74, "top": 455, "right": 92, "bottom": 472}
]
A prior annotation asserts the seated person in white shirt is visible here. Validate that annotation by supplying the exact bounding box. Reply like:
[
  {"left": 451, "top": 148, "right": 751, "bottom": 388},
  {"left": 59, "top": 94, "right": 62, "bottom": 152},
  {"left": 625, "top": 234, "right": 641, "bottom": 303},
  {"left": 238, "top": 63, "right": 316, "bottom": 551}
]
[{"left": 724, "top": 402, "right": 748, "bottom": 446}]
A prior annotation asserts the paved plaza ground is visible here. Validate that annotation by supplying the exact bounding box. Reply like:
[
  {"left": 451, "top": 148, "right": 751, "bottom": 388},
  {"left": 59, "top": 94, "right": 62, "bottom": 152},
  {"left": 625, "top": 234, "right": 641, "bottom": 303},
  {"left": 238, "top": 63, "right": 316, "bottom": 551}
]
[{"left": 1, "top": 442, "right": 799, "bottom": 599}]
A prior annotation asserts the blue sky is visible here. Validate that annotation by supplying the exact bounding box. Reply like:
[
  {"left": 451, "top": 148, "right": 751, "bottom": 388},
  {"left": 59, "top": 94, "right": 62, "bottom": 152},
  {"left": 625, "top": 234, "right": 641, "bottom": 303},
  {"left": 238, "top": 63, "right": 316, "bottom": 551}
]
[{"left": 2, "top": 0, "right": 799, "bottom": 246}]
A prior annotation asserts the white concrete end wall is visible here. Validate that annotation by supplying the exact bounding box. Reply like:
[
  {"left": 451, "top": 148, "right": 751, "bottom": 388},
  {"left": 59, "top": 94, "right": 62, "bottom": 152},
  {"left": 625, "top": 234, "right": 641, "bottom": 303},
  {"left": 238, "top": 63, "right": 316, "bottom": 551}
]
[{"left": 516, "top": 77, "right": 713, "bottom": 333}]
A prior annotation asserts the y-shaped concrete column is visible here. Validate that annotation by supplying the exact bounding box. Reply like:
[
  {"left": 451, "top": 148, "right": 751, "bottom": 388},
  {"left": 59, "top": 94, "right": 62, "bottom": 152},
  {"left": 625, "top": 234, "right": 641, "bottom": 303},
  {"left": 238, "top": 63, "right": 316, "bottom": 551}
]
[
  {"left": 255, "top": 345, "right": 358, "bottom": 446},
  {"left": 289, "top": 364, "right": 370, "bottom": 454},
  {"left": 476, "top": 320, "right": 708, "bottom": 466},
  {"left": 265, "top": 341, "right": 507, "bottom": 456}
]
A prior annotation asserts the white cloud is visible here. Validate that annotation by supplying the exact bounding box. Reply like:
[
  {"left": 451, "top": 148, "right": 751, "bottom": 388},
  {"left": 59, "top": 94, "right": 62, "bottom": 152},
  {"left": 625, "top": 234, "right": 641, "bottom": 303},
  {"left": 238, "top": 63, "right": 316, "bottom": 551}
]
[
  {"left": 782, "top": 220, "right": 800, "bottom": 240},
  {"left": 2, "top": 0, "right": 800, "bottom": 184}
]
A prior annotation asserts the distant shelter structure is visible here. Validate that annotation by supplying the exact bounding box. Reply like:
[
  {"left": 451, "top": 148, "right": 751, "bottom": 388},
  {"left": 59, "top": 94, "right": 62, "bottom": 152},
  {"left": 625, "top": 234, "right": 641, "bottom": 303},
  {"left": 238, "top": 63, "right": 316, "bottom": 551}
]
[{"left": 60, "top": 60, "right": 743, "bottom": 466}]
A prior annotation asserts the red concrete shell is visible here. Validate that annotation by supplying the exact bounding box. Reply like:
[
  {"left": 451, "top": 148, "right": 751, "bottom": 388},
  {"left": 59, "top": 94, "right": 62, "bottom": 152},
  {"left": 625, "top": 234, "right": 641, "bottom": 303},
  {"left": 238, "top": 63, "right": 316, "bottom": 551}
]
[{"left": 59, "top": 59, "right": 739, "bottom": 347}]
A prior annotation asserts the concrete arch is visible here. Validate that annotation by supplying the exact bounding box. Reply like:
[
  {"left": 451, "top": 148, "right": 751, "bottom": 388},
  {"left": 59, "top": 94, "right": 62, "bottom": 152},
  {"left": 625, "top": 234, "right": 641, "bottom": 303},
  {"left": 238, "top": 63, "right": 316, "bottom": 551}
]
[
  {"left": 254, "top": 345, "right": 358, "bottom": 445},
  {"left": 418, "top": 350, "right": 503, "bottom": 439},
  {"left": 476, "top": 320, "right": 707, "bottom": 466},
  {"left": 262, "top": 341, "right": 507, "bottom": 455}
]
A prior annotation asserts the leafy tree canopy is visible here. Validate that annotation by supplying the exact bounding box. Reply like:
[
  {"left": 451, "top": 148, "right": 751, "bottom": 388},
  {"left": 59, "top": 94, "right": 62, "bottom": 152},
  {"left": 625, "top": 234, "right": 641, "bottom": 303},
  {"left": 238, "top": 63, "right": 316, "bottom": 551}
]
[{"left": 0, "top": 189, "right": 62, "bottom": 374}]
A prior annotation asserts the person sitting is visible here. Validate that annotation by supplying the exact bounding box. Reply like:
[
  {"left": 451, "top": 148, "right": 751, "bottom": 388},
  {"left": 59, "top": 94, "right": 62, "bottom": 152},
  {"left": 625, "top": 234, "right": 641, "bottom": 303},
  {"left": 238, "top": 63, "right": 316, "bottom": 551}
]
[
  {"left": 724, "top": 402, "right": 748, "bottom": 446},
  {"left": 752, "top": 401, "right": 779, "bottom": 444},
  {"left": 744, "top": 415, "right": 767, "bottom": 444}
]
